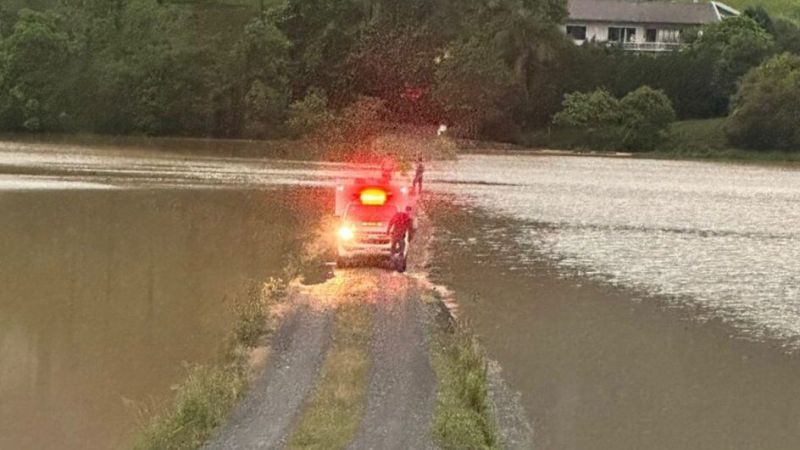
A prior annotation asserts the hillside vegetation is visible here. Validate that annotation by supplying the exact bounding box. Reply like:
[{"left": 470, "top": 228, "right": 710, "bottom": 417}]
[
  {"left": 716, "top": 0, "right": 799, "bottom": 18},
  {"left": 1, "top": 0, "right": 799, "bottom": 155}
]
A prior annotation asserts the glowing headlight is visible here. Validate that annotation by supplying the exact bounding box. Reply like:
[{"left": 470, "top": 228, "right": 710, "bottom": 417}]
[{"left": 338, "top": 226, "right": 354, "bottom": 241}]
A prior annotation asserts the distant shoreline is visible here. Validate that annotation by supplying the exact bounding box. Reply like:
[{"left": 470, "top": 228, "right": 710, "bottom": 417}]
[{"left": 3, "top": 132, "right": 799, "bottom": 167}]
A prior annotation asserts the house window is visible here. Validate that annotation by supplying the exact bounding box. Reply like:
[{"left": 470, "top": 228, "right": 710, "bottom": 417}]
[
  {"left": 608, "top": 27, "right": 636, "bottom": 43},
  {"left": 566, "top": 25, "right": 587, "bottom": 40},
  {"left": 660, "top": 29, "right": 681, "bottom": 43},
  {"left": 646, "top": 29, "right": 657, "bottom": 43}
]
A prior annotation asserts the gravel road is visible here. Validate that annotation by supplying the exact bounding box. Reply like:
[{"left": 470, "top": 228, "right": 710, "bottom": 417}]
[
  {"left": 206, "top": 206, "right": 525, "bottom": 449},
  {"left": 205, "top": 303, "right": 333, "bottom": 450},
  {"left": 348, "top": 273, "right": 437, "bottom": 450}
]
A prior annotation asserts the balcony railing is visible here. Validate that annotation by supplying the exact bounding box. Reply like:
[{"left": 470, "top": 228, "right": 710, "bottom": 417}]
[{"left": 618, "top": 41, "right": 684, "bottom": 52}]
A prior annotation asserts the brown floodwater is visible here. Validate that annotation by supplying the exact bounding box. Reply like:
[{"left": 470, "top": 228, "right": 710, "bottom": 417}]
[
  {"left": 4, "top": 138, "right": 800, "bottom": 449},
  {"left": 0, "top": 188, "right": 309, "bottom": 449},
  {"left": 429, "top": 201, "right": 800, "bottom": 450}
]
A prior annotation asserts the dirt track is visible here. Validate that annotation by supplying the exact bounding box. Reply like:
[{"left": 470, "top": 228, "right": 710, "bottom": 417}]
[
  {"left": 205, "top": 303, "right": 333, "bottom": 449},
  {"left": 206, "top": 208, "right": 531, "bottom": 449},
  {"left": 348, "top": 274, "right": 437, "bottom": 450}
]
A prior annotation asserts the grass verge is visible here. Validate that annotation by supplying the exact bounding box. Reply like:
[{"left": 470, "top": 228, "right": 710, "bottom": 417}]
[
  {"left": 286, "top": 303, "right": 372, "bottom": 450},
  {"left": 431, "top": 316, "right": 498, "bottom": 450},
  {"left": 132, "top": 277, "right": 287, "bottom": 450},
  {"left": 520, "top": 119, "right": 800, "bottom": 163}
]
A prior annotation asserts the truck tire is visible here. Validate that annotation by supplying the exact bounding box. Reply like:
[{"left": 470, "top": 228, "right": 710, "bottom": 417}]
[
  {"left": 336, "top": 257, "right": 349, "bottom": 268},
  {"left": 396, "top": 255, "right": 407, "bottom": 273}
]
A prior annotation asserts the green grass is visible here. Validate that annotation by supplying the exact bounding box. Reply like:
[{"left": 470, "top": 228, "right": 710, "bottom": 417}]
[
  {"left": 287, "top": 303, "right": 373, "bottom": 450},
  {"left": 133, "top": 278, "right": 287, "bottom": 450},
  {"left": 661, "top": 118, "right": 730, "bottom": 152},
  {"left": 431, "top": 318, "right": 498, "bottom": 450},
  {"left": 519, "top": 119, "right": 800, "bottom": 162},
  {"left": 649, "top": 118, "right": 800, "bottom": 162}
]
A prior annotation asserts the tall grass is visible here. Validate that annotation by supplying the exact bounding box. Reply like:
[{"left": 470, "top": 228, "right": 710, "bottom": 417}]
[
  {"left": 133, "top": 278, "right": 287, "bottom": 450},
  {"left": 432, "top": 322, "right": 498, "bottom": 450}
]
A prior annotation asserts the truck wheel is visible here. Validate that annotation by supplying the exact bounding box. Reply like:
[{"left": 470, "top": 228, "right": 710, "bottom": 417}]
[
  {"left": 396, "top": 256, "right": 407, "bottom": 273},
  {"left": 336, "top": 257, "right": 348, "bottom": 268}
]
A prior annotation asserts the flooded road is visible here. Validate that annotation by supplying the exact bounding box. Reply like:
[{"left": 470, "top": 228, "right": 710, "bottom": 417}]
[{"left": 0, "top": 185, "right": 312, "bottom": 448}]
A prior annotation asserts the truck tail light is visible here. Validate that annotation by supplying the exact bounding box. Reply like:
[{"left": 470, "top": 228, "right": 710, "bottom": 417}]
[{"left": 360, "top": 188, "right": 387, "bottom": 206}]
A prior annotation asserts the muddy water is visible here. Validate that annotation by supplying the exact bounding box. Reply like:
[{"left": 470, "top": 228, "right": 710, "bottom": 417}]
[
  {"left": 427, "top": 154, "right": 800, "bottom": 449},
  {"left": 0, "top": 188, "right": 306, "bottom": 449},
  {"left": 430, "top": 205, "right": 800, "bottom": 449},
  {"left": 5, "top": 138, "right": 800, "bottom": 449}
]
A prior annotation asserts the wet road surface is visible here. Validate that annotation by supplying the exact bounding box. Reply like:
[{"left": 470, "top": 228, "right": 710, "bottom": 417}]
[
  {"left": 349, "top": 275, "right": 436, "bottom": 450},
  {"left": 206, "top": 304, "right": 333, "bottom": 450}
]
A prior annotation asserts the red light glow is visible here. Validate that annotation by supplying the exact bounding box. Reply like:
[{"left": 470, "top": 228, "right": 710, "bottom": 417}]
[{"left": 360, "top": 188, "right": 387, "bottom": 206}]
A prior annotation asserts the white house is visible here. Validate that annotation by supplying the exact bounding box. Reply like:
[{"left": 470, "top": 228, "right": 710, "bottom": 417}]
[{"left": 564, "top": 0, "right": 740, "bottom": 52}]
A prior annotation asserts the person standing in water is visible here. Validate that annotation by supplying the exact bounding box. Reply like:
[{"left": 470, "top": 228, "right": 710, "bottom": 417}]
[{"left": 412, "top": 157, "right": 424, "bottom": 194}]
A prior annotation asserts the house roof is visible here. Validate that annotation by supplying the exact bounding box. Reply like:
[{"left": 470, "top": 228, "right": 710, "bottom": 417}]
[{"left": 567, "top": 0, "right": 726, "bottom": 25}]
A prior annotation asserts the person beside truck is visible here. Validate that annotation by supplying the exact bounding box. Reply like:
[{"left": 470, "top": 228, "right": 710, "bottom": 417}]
[{"left": 387, "top": 206, "right": 413, "bottom": 257}]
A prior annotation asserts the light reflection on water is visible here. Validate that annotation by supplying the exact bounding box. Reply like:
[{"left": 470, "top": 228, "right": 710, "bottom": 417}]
[
  {"left": 433, "top": 155, "right": 800, "bottom": 349},
  {"left": 5, "top": 140, "right": 799, "bottom": 349}
]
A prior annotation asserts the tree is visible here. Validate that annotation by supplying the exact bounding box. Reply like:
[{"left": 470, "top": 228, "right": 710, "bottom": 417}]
[
  {"left": 278, "top": 0, "right": 368, "bottom": 104},
  {"left": 773, "top": 18, "right": 800, "bottom": 54},
  {"left": 346, "top": 24, "right": 439, "bottom": 123},
  {"left": 0, "top": 9, "right": 77, "bottom": 131},
  {"left": 726, "top": 53, "right": 800, "bottom": 151},
  {"left": 692, "top": 16, "right": 775, "bottom": 114},
  {"left": 433, "top": 36, "right": 522, "bottom": 138},
  {"left": 743, "top": 6, "right": 774, "bottom": 34},
  {"left": 230, "top": 17, "right": 291, "bottom": 138}
]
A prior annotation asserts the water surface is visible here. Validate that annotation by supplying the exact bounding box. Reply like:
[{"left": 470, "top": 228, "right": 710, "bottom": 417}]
[{"left": 0, "top": 188, "right": 305, "bottom": 449}]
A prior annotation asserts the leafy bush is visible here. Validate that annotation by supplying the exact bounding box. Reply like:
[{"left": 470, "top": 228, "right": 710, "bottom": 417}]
[
  {"left": 726, "top": 53, "right": 800, "bottom": 151},
  {"left": 553, "top": 88, "right": 619, "bottom": 129},
  {"left": 286, "top": 88, "right": 332, "bottom": 137},
  {"left": 619, "top": 86, "right": 677, "bottom": 150},
  {"left": 552, "top": 86, "right": 675, "bottom": 151}
]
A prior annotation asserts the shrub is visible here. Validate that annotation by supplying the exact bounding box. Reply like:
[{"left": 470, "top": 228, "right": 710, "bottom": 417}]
[
  {"left": 552, "top": 86, "right": 675, "bottom": 151},
  {"left": 619, "top": 86, "right": 676, "bottom": 150},
  {"left": 726, "top": 53, "right": 800, "bottom": 151},
  {"left": 553, "top": 88, "right": 619, "bottom": 129},
  {"left": 286, "top": 88, "right": 332, "bottom": 137}
]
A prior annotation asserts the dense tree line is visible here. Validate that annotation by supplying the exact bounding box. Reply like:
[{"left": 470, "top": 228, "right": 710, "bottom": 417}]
[
  {"left": 0, "top": 0, "right": 567, "bottom": 139},
  {"left": 551, "top": 7, "right": 800, "bottom": 152},
  {"left": 0, "top": 1, "right": 798, "bottom": 145}
]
